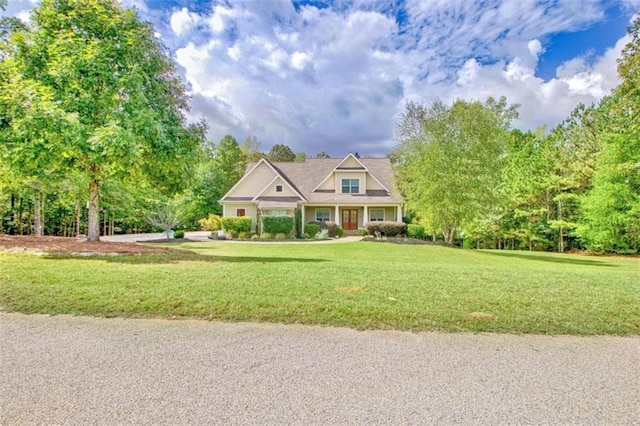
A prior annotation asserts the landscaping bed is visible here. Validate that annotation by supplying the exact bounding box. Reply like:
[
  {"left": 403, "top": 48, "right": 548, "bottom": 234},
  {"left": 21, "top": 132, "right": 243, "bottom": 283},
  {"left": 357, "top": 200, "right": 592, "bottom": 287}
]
[{"left": 0, "top": 235, "right": 180, "bottom": 256}]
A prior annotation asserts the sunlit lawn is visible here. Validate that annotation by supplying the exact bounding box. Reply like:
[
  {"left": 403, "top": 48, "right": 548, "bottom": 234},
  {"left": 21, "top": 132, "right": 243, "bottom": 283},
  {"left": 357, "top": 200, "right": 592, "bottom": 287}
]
[{"left": 1, "top": 241, "right": 638, "bottom": 334}]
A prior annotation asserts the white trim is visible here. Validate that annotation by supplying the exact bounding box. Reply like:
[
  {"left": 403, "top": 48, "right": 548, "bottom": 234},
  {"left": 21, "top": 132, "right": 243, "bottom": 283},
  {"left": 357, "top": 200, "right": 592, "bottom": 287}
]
[
  {"left": 252, "top": 175, "right": 303, "bottom": 201},
  {"left": 366, "top": 172, "right": 390, "bottom": 193},
  {"left": 221, "top": 158, "right": 306, "bottom": 203},
  {"left": 275, "top": 184, "right": 283, "bottom": 193},
  {"left": 334, "top": 153, "right": 368, "bottom": 171},
  {"left": 220, "top": 158, "right": 270, "bottom": 201}
]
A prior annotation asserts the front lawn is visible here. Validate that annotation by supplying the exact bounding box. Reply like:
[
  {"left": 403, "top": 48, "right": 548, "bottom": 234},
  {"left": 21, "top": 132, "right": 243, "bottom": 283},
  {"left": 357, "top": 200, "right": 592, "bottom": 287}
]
[{"left": 1, "top": 241, "right": 638, "bottom": 334}]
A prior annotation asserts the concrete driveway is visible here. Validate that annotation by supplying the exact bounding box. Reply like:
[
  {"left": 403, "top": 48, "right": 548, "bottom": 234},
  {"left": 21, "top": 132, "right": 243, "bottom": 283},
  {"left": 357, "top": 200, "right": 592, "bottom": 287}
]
[{"left": 1, "top": 313, "right": 638, "bottom": 424}]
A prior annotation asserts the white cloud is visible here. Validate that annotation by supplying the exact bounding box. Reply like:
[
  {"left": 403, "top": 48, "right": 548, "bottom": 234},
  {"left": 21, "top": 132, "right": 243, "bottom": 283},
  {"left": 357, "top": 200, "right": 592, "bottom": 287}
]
[{"left": 3, "top": 0, "right": 634, "bottom": 155}]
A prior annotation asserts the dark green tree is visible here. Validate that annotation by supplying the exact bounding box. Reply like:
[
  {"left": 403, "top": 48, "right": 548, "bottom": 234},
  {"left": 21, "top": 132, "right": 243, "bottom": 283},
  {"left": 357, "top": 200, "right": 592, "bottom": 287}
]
[{"left": 267, "top": 144, "right": 296, "bottom": 162}]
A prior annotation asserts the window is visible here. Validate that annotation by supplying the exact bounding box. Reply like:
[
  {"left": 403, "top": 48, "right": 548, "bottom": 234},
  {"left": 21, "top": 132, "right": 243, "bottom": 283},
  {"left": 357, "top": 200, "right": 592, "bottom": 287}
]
[
  {"left": 370, "top": 209, "right": 384, "bottom": 222},
  {"left": 275, "top": 185, "right": 283, "bottom": 193},
  {"left": 341, "top": 178, "right": 360, "bottom": 194},
  {"left": 316, "top": 209, "right": 330, "bottom": 222},
  {"left": 236, "top": 208, "right": 246, "bottom": 217}
]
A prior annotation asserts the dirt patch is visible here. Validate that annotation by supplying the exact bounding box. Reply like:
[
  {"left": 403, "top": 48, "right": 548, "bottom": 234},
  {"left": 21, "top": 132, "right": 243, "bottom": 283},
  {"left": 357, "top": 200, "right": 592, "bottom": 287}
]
[
  {"left": 0, "top": 235, "right": 180, "bottom": 256},
  {"left": 467, "top": 312, "right": 498, "bottom": 320}
]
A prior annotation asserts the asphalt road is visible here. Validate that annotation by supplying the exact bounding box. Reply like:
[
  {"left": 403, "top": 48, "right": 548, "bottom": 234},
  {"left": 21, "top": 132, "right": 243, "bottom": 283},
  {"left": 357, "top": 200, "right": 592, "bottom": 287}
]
[{"left": 1, "top": 313, "right": 639, "bottom": 425}]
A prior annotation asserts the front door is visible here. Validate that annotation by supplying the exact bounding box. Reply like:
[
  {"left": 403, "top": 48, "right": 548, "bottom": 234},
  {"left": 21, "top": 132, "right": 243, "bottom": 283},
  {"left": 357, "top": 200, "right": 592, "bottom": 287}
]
[{"left": 341, "top": 209, "right": 358, "bottom": 231}]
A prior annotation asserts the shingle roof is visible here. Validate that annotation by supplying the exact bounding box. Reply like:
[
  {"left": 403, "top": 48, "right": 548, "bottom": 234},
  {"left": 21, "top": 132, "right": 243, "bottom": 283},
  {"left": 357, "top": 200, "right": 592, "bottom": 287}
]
[{"left": 243, "top": 157, "right": 403, "bottom": 204}]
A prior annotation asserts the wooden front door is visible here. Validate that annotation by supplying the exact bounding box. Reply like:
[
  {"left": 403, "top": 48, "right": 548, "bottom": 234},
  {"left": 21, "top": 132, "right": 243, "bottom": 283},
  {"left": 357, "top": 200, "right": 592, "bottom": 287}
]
[{"left": 341, "top": 209, "right": 358, "bottom": 230}]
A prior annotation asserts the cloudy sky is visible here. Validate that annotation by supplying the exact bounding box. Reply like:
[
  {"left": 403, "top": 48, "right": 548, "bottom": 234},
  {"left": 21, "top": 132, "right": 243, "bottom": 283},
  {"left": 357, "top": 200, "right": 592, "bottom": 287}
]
[{"left": 3, "top": 0, "right": 639, "bottom": 156}]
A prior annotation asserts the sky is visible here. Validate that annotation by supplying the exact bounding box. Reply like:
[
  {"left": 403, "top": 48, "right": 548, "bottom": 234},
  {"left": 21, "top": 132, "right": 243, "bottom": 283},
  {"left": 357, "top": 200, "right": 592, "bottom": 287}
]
[{"left": 3, "top": 0, "right": 639, "bottom": 156}]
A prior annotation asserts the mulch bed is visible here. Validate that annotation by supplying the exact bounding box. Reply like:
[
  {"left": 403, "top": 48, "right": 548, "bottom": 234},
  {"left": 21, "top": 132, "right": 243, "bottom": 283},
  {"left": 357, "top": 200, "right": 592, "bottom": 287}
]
[{"left": 0, "top": 235, "right": 180, "bottom": 256}]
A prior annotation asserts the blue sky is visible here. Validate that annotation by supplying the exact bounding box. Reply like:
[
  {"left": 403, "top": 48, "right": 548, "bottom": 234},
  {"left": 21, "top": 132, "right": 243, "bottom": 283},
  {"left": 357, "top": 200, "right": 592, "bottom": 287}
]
[{"left": 3, "top": 0, "right": 638, "bottom": 156}]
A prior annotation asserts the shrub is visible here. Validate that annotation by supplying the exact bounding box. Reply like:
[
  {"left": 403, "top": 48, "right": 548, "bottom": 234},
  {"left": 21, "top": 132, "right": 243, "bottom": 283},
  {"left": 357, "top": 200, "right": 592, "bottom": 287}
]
[
  {"left": 274, "top": 233, "right": 287, "bottom": 239},
  {"left": 251, "top": 234, "right": 260, "bottom": 240},
  {"left": 308, "top": 220, "right": 338, "bottom": 237},
  {"left": 407, "top": 224, "right": 425, "bottom": 239},
  {"left": 304, "top": 223, "right": 321, "bottom": 238},
  {"left": 361, "top": 228, "right": 368, "bottom": 236},
  {"left": 221, "top": 216, "right": 252, "bottom": 234},
  {"left": 260, "top": 232, "right": 273, "bottom": 239},
  {"left": 227, "top": 230, "right": 239, "bottom": 239},
  {"left": 238, "top": 231, "right": 252, "bottom": 239},
  {"left": 199, "top": 214, "right": 222, "bottom": 231},
  {"left": 262, "top": 215, "right": 294, "bottom": 235},
  {"left": 336, "top": 226, "right": 344, "bottom": 238},
  {"left": 365, "top": 221, "right": 407, "bottom": 237},
  {"left": 174, "top": 230, "right": 185, "bottom": 239},
  {"left": 295, "top": 209, "right": 302, "bottom": 239},
  {"left": 314, "top": 229, "right": 329, "bottom": 240}
]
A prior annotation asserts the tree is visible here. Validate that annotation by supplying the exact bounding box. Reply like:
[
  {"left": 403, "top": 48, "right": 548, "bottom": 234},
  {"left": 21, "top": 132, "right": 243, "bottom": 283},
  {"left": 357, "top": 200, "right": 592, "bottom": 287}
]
[
  {"left": 242, "top": 135, "right": 264, "bottom": 162},
  {"left": 267, "top": 144, "right": 296, "bottom": 162},
  {"left": 294, "top": 152, "right": 307, "bottom": 162},
  {"left": 392, "top": 97, "right": 518, "bottom": 244},
  {"left": 578, "top": 16, "right": 640, "bottom": 253},
  {"left": 315, "top": 151, "right": 330, "bottom": 158},
  {"left": 0, "top": 0, "right": 201, "bottom": 241}
]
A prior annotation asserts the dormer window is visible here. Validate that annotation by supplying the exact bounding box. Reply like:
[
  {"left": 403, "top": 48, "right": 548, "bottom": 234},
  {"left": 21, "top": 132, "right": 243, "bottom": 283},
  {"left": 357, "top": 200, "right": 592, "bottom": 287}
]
[
  {"left": 275, "top": 185, "right": 283, "bottom": 193},
  {"left": 341, "top": 178, "right": 359, "bottom": 194}
]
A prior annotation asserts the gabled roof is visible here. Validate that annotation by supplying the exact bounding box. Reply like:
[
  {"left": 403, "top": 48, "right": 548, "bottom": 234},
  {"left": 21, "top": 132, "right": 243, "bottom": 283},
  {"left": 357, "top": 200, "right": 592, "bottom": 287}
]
[
  {"left": 222, "top": 155, "right": 403, "bottom": 204},
  {"left": 220, "top": 158, "right": 305, "bottom": 202}
]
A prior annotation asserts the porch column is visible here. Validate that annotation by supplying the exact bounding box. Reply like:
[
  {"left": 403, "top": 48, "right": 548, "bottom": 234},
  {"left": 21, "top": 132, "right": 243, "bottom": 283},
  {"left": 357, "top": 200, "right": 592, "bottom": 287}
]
[
  {"left": 335, "top": 205, "right": 340, "bottom": 225},
  {"left": 363, "top": 205, "right": 368, "bottom": 225},
  {"left": 397, "top": 205, "right": 403, "bottom": 221},
  {"left": 301, "top": 206, "right": 305, "bottom": 227}
]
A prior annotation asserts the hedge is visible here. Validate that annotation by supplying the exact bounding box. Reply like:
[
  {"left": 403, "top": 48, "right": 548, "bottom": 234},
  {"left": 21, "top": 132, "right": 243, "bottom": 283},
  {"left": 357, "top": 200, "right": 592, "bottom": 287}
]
[
  {"left": 407, "top": 224, "right": 425, "bottom": 239},
  {"left": 304, "top": 223, "right": 321, "bottom": 238},
  {"left": 365, "top": 221, "right": 407, "bottom": 237},
  {"left": 262, "top": 215, "right": 294, "bottom": 235},
  {"left": 221, "top": 216, "right": 252, "bottom": 234}
]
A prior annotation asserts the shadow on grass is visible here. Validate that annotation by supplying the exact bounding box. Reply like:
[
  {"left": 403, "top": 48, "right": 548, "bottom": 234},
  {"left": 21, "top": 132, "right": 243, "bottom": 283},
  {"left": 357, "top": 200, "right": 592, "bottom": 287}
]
[
  {"left": 478, "top": 250, "right": 617, "bottom": 267},
  {"left": 43, "top": 251, "right": 328, "bottom": 265}
]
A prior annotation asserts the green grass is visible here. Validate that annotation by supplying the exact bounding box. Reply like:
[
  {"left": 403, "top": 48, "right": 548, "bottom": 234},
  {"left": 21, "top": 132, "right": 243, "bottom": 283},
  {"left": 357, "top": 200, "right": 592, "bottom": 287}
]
[{"left": 1, "top": 241, "right": 638, "bottom": 335}]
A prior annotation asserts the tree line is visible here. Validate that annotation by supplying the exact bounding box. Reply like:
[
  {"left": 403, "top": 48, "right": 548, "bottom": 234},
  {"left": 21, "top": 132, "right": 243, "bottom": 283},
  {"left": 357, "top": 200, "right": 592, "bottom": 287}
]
[
  {"left": 392, "top": 17, "right": 639, "bottom": 254},
  {"left": 1, "top": 1, "right": 637, "bottom": 254}
]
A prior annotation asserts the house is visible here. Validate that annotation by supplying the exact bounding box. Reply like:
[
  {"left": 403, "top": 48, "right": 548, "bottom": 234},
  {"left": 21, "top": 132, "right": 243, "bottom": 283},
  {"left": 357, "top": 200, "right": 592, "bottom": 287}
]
[{"left": 219, "top": 153, "right": 404, "bottom": 233}]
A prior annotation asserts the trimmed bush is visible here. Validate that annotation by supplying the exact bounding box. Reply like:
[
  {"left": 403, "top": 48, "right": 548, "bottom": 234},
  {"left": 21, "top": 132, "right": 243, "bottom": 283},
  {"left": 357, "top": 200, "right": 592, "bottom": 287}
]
[
  {"left": 365, "top": 221, "right": 407, "bottom": 237},
  {"left": 221, "top": 216, "right": 252, "bottom": 234},
  {"left": 262, "top": 215, "right": 294, "bottom": 235},
  {"left": 274, "top": 233, "right": 287, "bottom": 239},
  {"left": 174, "top": 230, "right": 185, "bottom": 239},
  {"left": 407, "top": 224, "right": 425, "bottom": 239},
  {"left": 238, "top": 231, "right": 252, "bottom": 239},
  {"left": 336, "top": 226, "right": 344, "bottom": 238},
  {"left": 295, "top": 209, "right": 302, "bottom": 239},
  {"left": 260, "top": 232, "right": 273, "bottom": 239},
  {"left": 199, "top": 214, "right": 222, "bottom": 231},
  {"left": 304, "top": 223, "right": 321, "bottom": 238}
]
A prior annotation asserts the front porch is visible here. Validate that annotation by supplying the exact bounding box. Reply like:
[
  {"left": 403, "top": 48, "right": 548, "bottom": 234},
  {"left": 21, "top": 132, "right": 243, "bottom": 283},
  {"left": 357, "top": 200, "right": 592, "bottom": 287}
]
[{"left": 302, "top": 205, "right": 403, "bottom": 230}]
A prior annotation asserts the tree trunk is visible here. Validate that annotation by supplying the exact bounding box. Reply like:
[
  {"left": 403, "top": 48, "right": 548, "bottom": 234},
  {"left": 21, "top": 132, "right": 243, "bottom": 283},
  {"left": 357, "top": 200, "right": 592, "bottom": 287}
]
[
  {"left": 33, "top": 192, "right": 43, "bottom": 237},
  {"left": 75, "top": 202, "right": 81, "bottom": 236},
  {"left": 87, "top": 179, "right": 100, "bottom": 242}
]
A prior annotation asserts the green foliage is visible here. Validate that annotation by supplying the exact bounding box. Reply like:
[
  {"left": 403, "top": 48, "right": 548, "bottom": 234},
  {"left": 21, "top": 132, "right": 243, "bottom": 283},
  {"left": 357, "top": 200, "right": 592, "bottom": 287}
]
[
  {"left": 262, "top": 215, "right": 294, "bottom": 235},
  {"left": 392, "top": 97, "right": 518, "bottom": 244},
  {"left": 0, "top": 0, "right": 202, "bottom": 240},
  {"left": 304, "top": 223, "right": 321, "bottom": 238},
  {"left": 295, "top": 209, "right": 302, "bottom": 239},
  {"left": 578, "top": 133, "right": 640, "bottom": 253},
  {"left": 274, "top": 233, "right": 288, "bottom": 240},
  {"left": 146, "top": 200, "right": 183, "bottom": 238},
  {"left": 407, "top": 224, "right": 425, "bottom": 239},
  {"left": 238, "top": 231, "right": 252, "bottom": 239},
  {"left": 307, "top": 220, "right": 339, "bottom": 237},
  {"left": 199, "top": 214, "right": 222, "bottom": 231},
  {"left": 267, "top": 144, "right": 295, "bottom": 162},
  {"left": 365, "top": 221, "right": 407, "bottom": 237},
  {"left": 260, "top": 232, "right": 273, "bottom": 239},
  {"left": 221, "top": 216, "right": 252, "bottom": 234},
  {"left": 174, "top": 230, "right": 185, "bottom": 239},
  {"left": 336, "top": 226, "right": 344, "bottom": 238}
]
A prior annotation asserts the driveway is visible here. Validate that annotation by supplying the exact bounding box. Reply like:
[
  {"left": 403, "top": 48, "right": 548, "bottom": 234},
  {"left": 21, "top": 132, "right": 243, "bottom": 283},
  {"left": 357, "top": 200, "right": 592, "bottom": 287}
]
[{"left": 1, "top": 313, "right": 638, "bottom": 425}]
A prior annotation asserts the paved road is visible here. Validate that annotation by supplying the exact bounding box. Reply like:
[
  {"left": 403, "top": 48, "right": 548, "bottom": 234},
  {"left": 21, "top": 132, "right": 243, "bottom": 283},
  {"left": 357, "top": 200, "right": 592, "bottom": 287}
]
[{"left": 1, "top": 313, "right": 638, "bottom": 425}]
